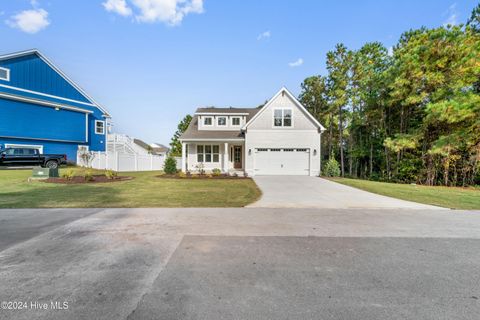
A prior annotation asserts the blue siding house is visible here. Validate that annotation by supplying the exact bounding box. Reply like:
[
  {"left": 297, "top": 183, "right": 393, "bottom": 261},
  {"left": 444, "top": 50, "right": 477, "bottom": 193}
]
[{"left": 0, "top": 49, "right": 110, "bottom": 162}]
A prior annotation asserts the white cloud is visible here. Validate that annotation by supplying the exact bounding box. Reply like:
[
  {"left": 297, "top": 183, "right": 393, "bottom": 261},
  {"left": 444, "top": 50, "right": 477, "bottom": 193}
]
[
  {"left": 288, "top": 58, "right": 303, "bottom": 67},
  {"left": 6, "top": 8, "right": 50, "bottom": 34},
  {"left": 257, "top": 30, "right": 270, "bottom": 40},
  {"left": 133, "top": 0, "right": 204, "bottom": 25},
  {"left": 104, "top": 0, "right": 204, "bottom": 26},
  {"left": 443, "top": 3, "right": 458, "bottom": 26},
  {"left": 103, "top": 0, "right": 133, "bottom": 16},
  {"left": 30, "top": 0, "right": 39, "bottom": 7}
]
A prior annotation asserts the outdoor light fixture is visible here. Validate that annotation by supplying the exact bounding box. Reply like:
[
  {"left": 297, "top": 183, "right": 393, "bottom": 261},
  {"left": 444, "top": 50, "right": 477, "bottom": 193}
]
[
  {"left": 313, "top": 149, "right": 317, "bottom": 156},
  {"left": 248, "top": 149, "right": 252, "bottom": 155}
]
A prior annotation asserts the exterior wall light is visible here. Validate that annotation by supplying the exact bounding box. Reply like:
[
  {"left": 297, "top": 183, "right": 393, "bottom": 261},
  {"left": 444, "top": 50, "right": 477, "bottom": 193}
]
[
  {"left": 248, "top": 149, "right": 252, "bottom": 155},
  {"left": 313, "top": 149, "right": 317, "bottom": 156}
]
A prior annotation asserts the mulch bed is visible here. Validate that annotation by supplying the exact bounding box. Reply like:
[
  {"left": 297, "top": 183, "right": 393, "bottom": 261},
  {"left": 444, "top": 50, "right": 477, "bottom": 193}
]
[
  {"left": 157, "top": 174, "right": 249, "bottom": 179},
  {"left": 42, "top": 175, "right": 134, "bottom": 184}
]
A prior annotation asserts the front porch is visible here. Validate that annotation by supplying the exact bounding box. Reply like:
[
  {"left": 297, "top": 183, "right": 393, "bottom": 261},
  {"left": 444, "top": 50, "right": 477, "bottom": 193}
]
[{"left": 181, "top": 141, "right": 245, "bottom": 175}]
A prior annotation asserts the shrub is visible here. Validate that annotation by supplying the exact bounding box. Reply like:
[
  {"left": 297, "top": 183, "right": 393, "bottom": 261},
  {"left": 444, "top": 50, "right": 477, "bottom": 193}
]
[
  {"left": 105, "top": 170, "right": 118, "bottom": 180},
  {"left": 212, "top": 168, "right": 222, "bottom": 176},
  {"left": 62, "top": 169, "right": 75, "bottom": 180},
  {"left": 195, "top": 162, "right": 205, "bottom": 175},
  {"left": 83, "top": 169, "right": 94, "bottom": 182},
  {"left": 323, "top": 154, "right": 341, "bottom": 177},
  {"left": 164, "top": 157, "right": 178, "bottom": 174}
]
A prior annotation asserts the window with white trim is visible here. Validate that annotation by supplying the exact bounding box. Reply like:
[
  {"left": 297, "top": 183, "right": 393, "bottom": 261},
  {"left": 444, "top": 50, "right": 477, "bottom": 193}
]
[
  {"left": 197, "top": 145, "right": 220, "bottom": 163},
  {"left": 203, "top": 117, "right": 213, "bottom": 126},
  {"left": 217, "top": 117, "right": 227, "bottom": 126},
  {"left": 95, "top": 120, "right": 105, "bottom": 134},
  {"left": 0, "top": 67, "right": 10, "bottom": 81},
  {"left": 273, "top": 109, "right": 292, "bottom": 127},
  {"left": 232, "top": 117, "right": 241, "bottom": 126}
]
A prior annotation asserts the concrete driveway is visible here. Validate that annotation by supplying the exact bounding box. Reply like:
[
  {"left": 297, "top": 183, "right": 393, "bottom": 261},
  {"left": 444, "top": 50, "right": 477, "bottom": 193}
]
[
  {"left": 250, "top": 176, "right": 442, "bottom": 209},
  {"left": 0, "top": 208, "right": 479, "bottom": 320}
]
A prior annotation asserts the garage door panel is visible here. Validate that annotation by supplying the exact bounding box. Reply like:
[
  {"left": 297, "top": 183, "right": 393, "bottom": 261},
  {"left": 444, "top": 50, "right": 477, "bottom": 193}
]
[{"left": 254, "top": 148, "right": 309, "bottom": 175}]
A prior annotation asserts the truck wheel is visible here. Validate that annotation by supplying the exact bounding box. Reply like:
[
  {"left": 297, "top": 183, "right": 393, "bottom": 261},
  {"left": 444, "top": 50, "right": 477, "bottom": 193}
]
[{"left": 46, "top": 160, "right": 58, "bottom": 169}]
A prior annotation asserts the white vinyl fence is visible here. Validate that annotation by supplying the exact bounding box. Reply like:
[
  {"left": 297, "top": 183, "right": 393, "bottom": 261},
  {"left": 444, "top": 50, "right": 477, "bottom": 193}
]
[{"left": 77, "top": 151, "right": 182, "bottom": 172}]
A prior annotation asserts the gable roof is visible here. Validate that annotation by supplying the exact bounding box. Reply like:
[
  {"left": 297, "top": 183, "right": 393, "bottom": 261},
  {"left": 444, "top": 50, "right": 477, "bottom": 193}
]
[
  {"left": 242, "top": 87, "right": 326, "bottom": 131},
  {"left": 195, "top": 107, "right": 258, "bottom": 115},
  {"left": 0, "top": 49, "right": 110, "bottom": 117}
]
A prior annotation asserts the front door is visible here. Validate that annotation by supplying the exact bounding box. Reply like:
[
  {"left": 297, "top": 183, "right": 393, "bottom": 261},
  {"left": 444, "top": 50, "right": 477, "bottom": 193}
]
[{"left": 234, "top": 146, "right": 242, "bottom": 169}]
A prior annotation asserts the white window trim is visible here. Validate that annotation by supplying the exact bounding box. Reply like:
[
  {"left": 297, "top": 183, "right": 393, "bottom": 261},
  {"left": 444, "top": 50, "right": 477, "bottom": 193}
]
[
  {"left": 5, "top": 144, "right": 43, "bottom": 154},
  {"left": 95, "top": 120, "right": 106, "bottom": 135},
  {"left": 0, "top": 67, "right": 10, "bottom": 82},
  {"left": 272, "top": 108, "right": 294, "bottom": 128},
  {"left": 203, "top": 116, "right": 213, "bottom": 126},
  {"left": 231, "top": 117, "right": 241, "bottom": 126},
  {"left": 217, "top": 116, "right": 227, "bottom": 126},
  {"left": 78, "top": 145, "right": 89, "bottom": 152},
  {"left": 196, "top": 144, "right": 220, "bottom": 163}
]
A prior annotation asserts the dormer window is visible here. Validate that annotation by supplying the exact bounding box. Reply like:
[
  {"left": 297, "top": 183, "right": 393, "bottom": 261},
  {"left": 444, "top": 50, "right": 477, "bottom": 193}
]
[
  {"left": 0, "top": 67, "right": 10, "bottom": 81},
  {"left": 217, "top": 117, "right": 227, "bottom": 126},
  {"left": 204, "top": 117, "right": 213, "bottom": 126},
  {"left": 274, "top": 109, "right": 292, "bottom": 127},
  {"left": 232, "top": 117, "right": 241, "bottom": 126}
]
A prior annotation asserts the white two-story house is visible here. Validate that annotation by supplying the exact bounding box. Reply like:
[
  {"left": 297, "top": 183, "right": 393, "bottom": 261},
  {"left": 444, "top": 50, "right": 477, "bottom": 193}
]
[{"left": 179, "top": 87, "right": 325, "bottom": 176}]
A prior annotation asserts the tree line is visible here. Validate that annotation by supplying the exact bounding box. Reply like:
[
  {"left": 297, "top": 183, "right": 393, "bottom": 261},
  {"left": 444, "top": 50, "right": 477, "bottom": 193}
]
[{"left": 299, "top": 3, "right": 480, "bottom": 186}]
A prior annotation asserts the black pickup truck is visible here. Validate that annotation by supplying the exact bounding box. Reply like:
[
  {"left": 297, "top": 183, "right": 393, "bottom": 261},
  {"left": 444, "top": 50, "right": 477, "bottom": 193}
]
[{"left": 0, "top": 147, "right": 67, "bottom": 169}]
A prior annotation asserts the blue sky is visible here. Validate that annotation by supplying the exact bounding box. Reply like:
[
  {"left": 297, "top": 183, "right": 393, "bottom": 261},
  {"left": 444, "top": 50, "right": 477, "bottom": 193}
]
[{"left": 0, "top": 0, "right": 477, "bottom": 144}]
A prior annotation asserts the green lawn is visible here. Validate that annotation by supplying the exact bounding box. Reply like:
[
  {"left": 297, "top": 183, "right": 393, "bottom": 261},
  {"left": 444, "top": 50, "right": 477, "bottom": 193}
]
[
  {"left": 330, "top": 178, "right": 480, "bottom": 210},
  {"left": 0, "top": 168, "right": 261, "bottom": 208}
]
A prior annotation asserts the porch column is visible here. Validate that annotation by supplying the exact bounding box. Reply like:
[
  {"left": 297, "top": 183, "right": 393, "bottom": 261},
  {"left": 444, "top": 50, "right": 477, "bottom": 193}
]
[
  {"left": 181, "top": 142, "right": 187, "bottom": 172},
  {"left": 223, "top": 142, "right": 229, "bottom": 173}
]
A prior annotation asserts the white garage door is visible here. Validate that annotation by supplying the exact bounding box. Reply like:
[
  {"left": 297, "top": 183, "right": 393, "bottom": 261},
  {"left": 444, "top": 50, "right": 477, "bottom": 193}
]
[{"left": 254, "top": 148, "right": 310, "bottom": 175}]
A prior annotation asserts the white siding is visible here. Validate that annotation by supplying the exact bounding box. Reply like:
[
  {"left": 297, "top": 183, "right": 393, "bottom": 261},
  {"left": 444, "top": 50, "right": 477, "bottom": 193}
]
[
  {"left": 245, "top": 131, "right": 321, "bottom": 176},
  {"left": 247, "top": 94, "right": 317, "bottom": 130},
  {"left": 244, "top": 91, "right": 321, "bottom": 176},
  {"left": 186, "top": 143, "right": 227, "bottom": 172}
]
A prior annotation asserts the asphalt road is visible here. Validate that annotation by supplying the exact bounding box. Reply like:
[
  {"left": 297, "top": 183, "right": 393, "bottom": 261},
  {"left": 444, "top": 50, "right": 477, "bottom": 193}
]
[{"left": 0, "top": 208, "right": 479, "bottom": 320}]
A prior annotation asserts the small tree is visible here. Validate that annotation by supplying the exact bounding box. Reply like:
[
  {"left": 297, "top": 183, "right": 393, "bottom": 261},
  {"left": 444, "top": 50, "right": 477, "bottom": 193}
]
[
  {"left": 323, "top": 152, "right": 341, "bottom": 177},
  {"left": 164, "top": 157, "right": 177, "bottom": 174},
  {"left": 79, "top": 151, "right": 95, "bottom": 168}
]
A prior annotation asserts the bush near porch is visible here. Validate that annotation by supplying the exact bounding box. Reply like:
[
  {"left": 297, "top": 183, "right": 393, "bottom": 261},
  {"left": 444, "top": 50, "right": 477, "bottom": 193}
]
[{"left": 0, "top": 168, "right": 261, "bottom": 208}]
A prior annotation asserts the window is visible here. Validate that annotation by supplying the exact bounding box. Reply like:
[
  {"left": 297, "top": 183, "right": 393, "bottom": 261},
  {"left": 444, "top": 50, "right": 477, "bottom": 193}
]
[
  {"left": 0, "top": 67, "right": 10, "bottom": 81},
  {"left": 5, "top": 144, "right": 43, "bottom": 154},
  {"left": 25, "top": 149, "right": 37, "bottom": 155},
  {"left": 217, "top": 117, "right": 227, "bottom": 126},
  {"left": 197, "top": 144, "right": 220, "bottom": 163},
  {"left": 95, "top": 120, "right": 105, "bottom": 134},
  {"left": 204, "top": 117, "right": 213, "bottom": 126},
  {"left": 78, "top": 145, "right": 89, "bottom": 152},
  {"left": 273, "top": 109, "right": 292, "bottom": 127},
  {"left": 232, "top": 117, "right": 241, "bottom": 126}
]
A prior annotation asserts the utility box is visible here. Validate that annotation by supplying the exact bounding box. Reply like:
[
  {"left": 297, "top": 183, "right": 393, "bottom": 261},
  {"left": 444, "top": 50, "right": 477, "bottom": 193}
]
[{"left": 32, "top": 167, "right": 59, "bottom": 179}]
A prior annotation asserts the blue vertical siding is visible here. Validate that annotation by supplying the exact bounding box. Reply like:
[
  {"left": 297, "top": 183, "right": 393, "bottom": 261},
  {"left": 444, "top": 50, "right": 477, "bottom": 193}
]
[
  {"left": 0, "top": 54, "right": 91, "bottom": 103},
  {"left": 0, "top": 51, "right": 109, "bottom": 163},
  {"left": 0, "top": 98, "right": 87, "bottom": 142}
]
